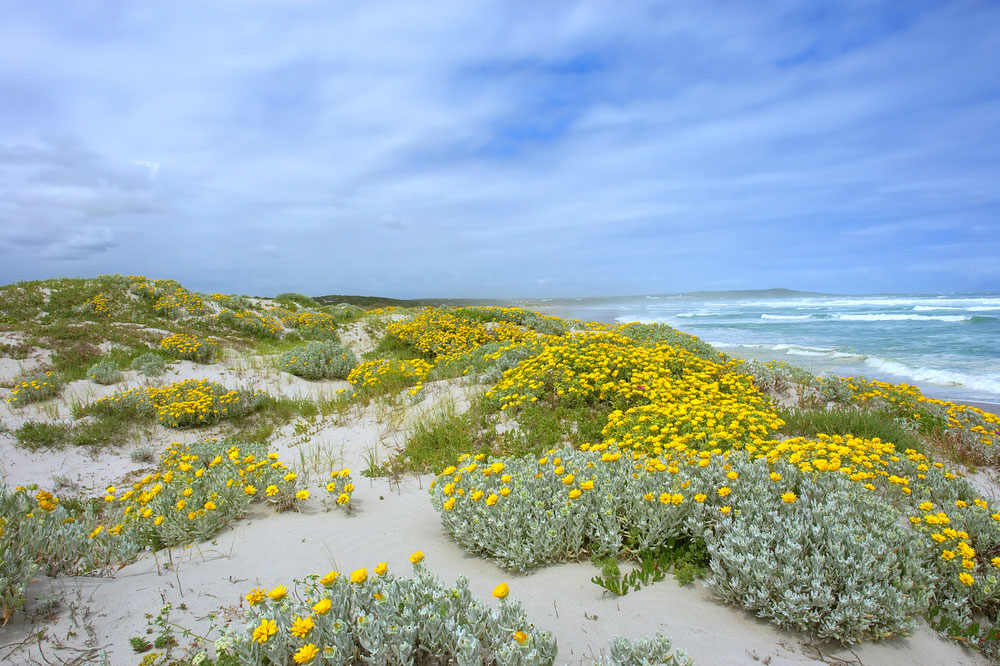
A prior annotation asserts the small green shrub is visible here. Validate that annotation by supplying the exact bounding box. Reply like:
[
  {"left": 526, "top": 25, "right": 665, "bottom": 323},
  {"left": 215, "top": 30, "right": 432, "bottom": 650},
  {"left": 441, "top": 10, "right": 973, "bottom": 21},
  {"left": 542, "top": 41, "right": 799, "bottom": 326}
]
[
  {"left": 217, "top": 558, "right": 558, "bottom": 666},
  {"left": 131, "top": 352, "right": 167, "bottom": 377},
  {"left": 7, "top": 372, "right": 61, "bottom": 406},
  {"left": 279, "top": 341, "right": 357, "bottom": 380},
  {"left": 87, "top": 358, "right": 123, "bottom": 385},
  {"left": 214, "top": 308, "right": 283, "bottom": 338},
  {"left": 616, "top": 321, "right": 727, "bottom": 363},
  {"left": 160, "top": 333, "right": 217, "bottom": 363},
  {"left": 14, "top": 421, "right": 69, "bottom": 450},
  {"left": 778, "top": 407, "right": 925, "bottom": 454}
]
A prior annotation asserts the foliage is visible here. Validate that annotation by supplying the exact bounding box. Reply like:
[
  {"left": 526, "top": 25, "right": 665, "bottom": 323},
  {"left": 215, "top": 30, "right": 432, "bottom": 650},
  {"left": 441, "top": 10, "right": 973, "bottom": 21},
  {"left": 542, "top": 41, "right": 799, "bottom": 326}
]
[
  {"left": 280, "top": 341, "right": 357, "bottom": 380},
  {"left": 7, "top": 371, "right": 61, "bottom": 406},
  {"left": 89, "top": 379, "right": 267, "bottom": 428},
  {"left": 13, "top": 421, "right": 69, "bottom": 450},
  {"left": 347, "top": 358, "right": 434, "bottom": 395},
  {"left": 218, "top": 557, "right": 558, "bottom": 666},
  {"left": 88, "top": 358, "right": 124, "bottom": 385},
  {"left": 131, "top": 351, "right": 167, "bottom": 377},
  {"left": 214, "top": 309, "right": 283, "bottom": 338},
  {"left": 160, "top": 333, "right": 218, "bottom": 363}
]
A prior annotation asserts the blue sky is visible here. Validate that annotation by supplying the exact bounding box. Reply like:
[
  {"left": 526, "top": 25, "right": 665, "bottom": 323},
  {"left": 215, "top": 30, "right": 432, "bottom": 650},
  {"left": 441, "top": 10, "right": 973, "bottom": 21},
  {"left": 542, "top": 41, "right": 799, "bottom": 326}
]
[{"left": 1, "top": 1, "right": 998, "bottom": 298}]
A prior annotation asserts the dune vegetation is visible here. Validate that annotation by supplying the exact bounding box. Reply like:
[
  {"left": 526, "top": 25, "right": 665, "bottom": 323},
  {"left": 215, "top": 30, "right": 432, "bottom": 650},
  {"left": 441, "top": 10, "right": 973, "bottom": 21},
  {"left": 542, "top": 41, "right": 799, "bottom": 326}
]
[{"left": 2, "top": 274, "right": 1000, "bottom": 665}]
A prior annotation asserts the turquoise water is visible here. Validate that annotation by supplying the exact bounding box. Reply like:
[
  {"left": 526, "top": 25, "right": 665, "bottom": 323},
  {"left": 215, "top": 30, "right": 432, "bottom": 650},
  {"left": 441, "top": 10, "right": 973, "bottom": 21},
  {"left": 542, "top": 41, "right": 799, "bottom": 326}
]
[{"left": 532, "top": 292, "right": 1000, "bottom": 405}]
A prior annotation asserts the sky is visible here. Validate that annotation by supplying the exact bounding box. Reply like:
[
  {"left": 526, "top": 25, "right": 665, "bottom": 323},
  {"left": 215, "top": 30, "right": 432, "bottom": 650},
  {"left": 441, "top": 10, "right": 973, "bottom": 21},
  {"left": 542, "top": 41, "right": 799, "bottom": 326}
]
[{"left": 1, "top": 1, "right": 998, "bottom": 299}]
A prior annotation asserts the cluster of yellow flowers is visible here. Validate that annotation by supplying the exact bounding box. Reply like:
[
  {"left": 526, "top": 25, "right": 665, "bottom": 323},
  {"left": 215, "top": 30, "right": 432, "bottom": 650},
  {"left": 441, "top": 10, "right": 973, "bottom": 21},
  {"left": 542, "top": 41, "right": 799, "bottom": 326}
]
[
  {"left": 92, "top": 442, "right": 305, "bottom": 548},
  {"left": 95, "top": 379, "right": 263, "bottom": 428},
  {"left": 80, "top": 292, "right": 111, "bottom": 317},
  {"left": 322, "top": 468, "right": 354, "bottom": 510},
  {"left": 213, "top": 308, "right": 284, "bottom": 337},
  {"left": 6, "top": 371, "right": 58, "bottom": 406},
  {"left": 154, "top": 287, "right": 208, "bottom": 317},
  {"left": 837, "top": 377, "right": 1000, "bottom": 449},
  {"left": 347, "top": 358, "right": 434, "bottom": 392},
  {"left": 159, "top": 333, "right": 217, "bottom": 362},
  {"left": 387, "top": 309, "right": 537, "bottom": 364},
  {"left": 486, "top": 330, "right": 781, "bottom": 453}
]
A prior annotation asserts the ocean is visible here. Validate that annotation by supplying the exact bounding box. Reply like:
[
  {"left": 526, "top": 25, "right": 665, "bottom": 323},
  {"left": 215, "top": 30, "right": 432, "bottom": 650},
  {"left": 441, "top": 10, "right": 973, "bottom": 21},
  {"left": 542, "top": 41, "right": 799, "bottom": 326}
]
[{"left": 530, "top": 291, "right": 1000, "bottom": 407}]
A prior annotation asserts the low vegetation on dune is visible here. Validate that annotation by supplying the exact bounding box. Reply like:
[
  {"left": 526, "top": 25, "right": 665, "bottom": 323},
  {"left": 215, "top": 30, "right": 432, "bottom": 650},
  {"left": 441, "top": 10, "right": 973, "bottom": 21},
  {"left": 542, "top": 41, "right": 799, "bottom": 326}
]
[{"left": 1, "top": 275, "right": 1000, "bottom": 664}]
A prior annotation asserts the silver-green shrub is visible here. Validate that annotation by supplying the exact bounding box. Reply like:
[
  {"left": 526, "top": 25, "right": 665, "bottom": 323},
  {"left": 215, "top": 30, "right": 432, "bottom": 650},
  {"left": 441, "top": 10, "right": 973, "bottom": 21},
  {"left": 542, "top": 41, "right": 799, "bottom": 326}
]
[
  {"left": 130, "top": 352, "right": 166, "bottom": 377},
  {"left": 703, "top": 468, "right": 931, "bottom": 643},
  {"left": 219, "top": 560, "right": 558, "bottom": 666},
  {"left": 280, "top": 341, "right": 357, "bottom": 380},
  {"left": 597, "top": 634, "right": 693, "bottom": 666},
  {"left": 87, "top": 358, "right": 123, "bottom": 385}
]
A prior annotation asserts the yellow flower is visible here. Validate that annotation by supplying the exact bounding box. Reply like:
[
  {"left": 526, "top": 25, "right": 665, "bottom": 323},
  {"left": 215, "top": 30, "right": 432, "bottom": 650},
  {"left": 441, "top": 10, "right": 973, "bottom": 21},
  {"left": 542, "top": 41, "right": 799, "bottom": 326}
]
[
  {"left": 204, "top": 501, "right": 216, "bottom": 511},
  {"left": 694, "top": 493, "right": 707, "bottom": 503},
  {"left": 514, "top": 630, "right": 528, "bottom": 643},
  {"left": 493, "top": 582, "right": 509, "bottom": 599},
  {"left": 409, "top": 551, "right": 425, "bottom": 564},
  {"left": 719, "top": 506, "right": 732, "bottom": 514},
  {"left": 296, "top": 489, "right": 310, "bottom": 501},
  {"left": 312, "top": 598, "right": 332, "bottom": 614},
  {"left": 245, "top": 588, "right": 266, "bottom": 605},
  {"left": 266, "top": 485, "right": 278, "bottom": 496},
  {"left": 293, "top": 643, "right": 319, "bottom": 664},
  {"left": 319, "top": 570, "right": 340, "bottom": 585},
  {"left": 486, "top": 493, "right": 499, "bottom": 505},
  {"left": 941, "top": 550, "right": 956, "bottom": 561},
  {"left": 781, "top": 492, "right": 797, "bottom": 503},
  {"left": 244, "top": 485, "right": 257, "bottom": 496},
  {"left": 769, "top": 472, "right": 781, "bottom": 482},
  {"left": 290, "top": 615, "right": 314, "bottom": 638},
  {"left": 351, "top": 568, "right": 368, "bottom": 583},
  {"left": 252, "top": 618, "right": 278, "bottom": 643},
  {"left": 568, "top": 489, "right": 582, "bottom": 500},
  {"left": 443, "top": 497, "right": 456, "bottom": 510},
  {"left": 960, "top": 572, "right": 974, "bottom": 586},
  {"left": 268, "top": 585, "right": 287, "bottom": 601},
  {"left": 727, "top": 471, "right": 738, "bottom": 480},
  {"left": 717, "top": 487, "right": 731, "bottom": 497},
  {"left": 374, "top": 562, "right": 388, "bottom": 576}
]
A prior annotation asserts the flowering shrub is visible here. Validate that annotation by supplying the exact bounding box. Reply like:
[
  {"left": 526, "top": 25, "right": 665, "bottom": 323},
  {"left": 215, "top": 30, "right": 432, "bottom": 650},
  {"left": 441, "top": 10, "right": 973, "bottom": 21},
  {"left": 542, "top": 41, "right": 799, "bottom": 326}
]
[
  {"left": 87, "top": 358, "right": 123, "bottom": 385},
  {"left": 0, "top": 486, "right": 138, "bottom": 623},
  {"left": 218, "top": 556, "right": 558, "bottom": 665},
  {"left": 160, "top": 333, "right": 217, "bottom": 363},
  {"left": 387, "top": 309, "right": 537, "bottom": 363},
  {"left": 76, "top": 292, "right": 111, "bottom": 318},
  {"left": 154, "top": 287, "right": 208, "bottom": 317},
  {"left": 347, "top": 358, "right": 434, "bottom": 394},
  {"left": 92, "top": 379, "right": 267, "bottom": 428},
  {"left": 7, "top": 372, "right": 60, "bottom": 406},
  {"left": 430, "top": 433, "right": 1000, "bottom": 644},
  {"left": 280, "top": 341, "right": 357, "bottom": 380},
  {"left": 293, "top": 311, "right": 340, "bottom": 340},
  {"left": 809, "top": 376, "right": 1000, "bottom": 463},
  {"left": 321, "top": 469, "right": 355, "bottom": 512},
  {"left": 131, "top": 352, "right": 167, "bottom": 377},
  {"left": 99, "top": 440, "right": 306, "bottom": 550},
  {"left": 1, "top": 440, "right": 306, "bottom": 623},
  {"left": 214, "top": 309, "right": 283, "bottom": 338},
  {"left": 485, "top": 330, "right": 781, "bottom": 453}
]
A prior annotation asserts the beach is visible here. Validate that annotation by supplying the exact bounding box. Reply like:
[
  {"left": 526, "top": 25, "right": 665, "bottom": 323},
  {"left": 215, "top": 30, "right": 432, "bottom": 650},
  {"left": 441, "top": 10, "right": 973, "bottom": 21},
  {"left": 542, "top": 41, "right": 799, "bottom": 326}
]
[{"left": 2, "top": 279, "right": 1000, "bottom": 666}]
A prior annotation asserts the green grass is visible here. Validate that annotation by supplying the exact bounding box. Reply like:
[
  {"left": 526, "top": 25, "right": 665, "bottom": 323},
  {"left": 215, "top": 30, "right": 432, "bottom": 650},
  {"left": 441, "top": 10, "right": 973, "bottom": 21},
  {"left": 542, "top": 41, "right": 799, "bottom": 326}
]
[
  {"left": 396, "top": 397, "right": 612, "bottom": 474},
  {"left": 14, "top": 421, "right": 69, "bottom": 450},
  {"left": 777, "top": 406, "right": 926, "bottom": 454},
  {"left": 363, "top": 333, "right": 433, "bottom": 363}
]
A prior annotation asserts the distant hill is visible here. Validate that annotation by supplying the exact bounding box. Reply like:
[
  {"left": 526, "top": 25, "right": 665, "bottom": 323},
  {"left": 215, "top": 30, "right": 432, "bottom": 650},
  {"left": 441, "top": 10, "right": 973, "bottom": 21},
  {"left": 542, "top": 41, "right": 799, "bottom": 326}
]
[
  {"left": 312, "top": 294, "right": 511, "bottom": 309},
  {"left": 674, "top": 288, "right": 830, "bottom": 299}
]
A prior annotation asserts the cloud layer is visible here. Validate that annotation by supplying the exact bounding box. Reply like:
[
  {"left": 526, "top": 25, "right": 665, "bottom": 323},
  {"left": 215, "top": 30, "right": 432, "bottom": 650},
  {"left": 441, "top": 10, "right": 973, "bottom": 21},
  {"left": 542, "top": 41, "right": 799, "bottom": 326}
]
[{"left": 1, "top": 1, "right": 998, "bottom": 297}]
